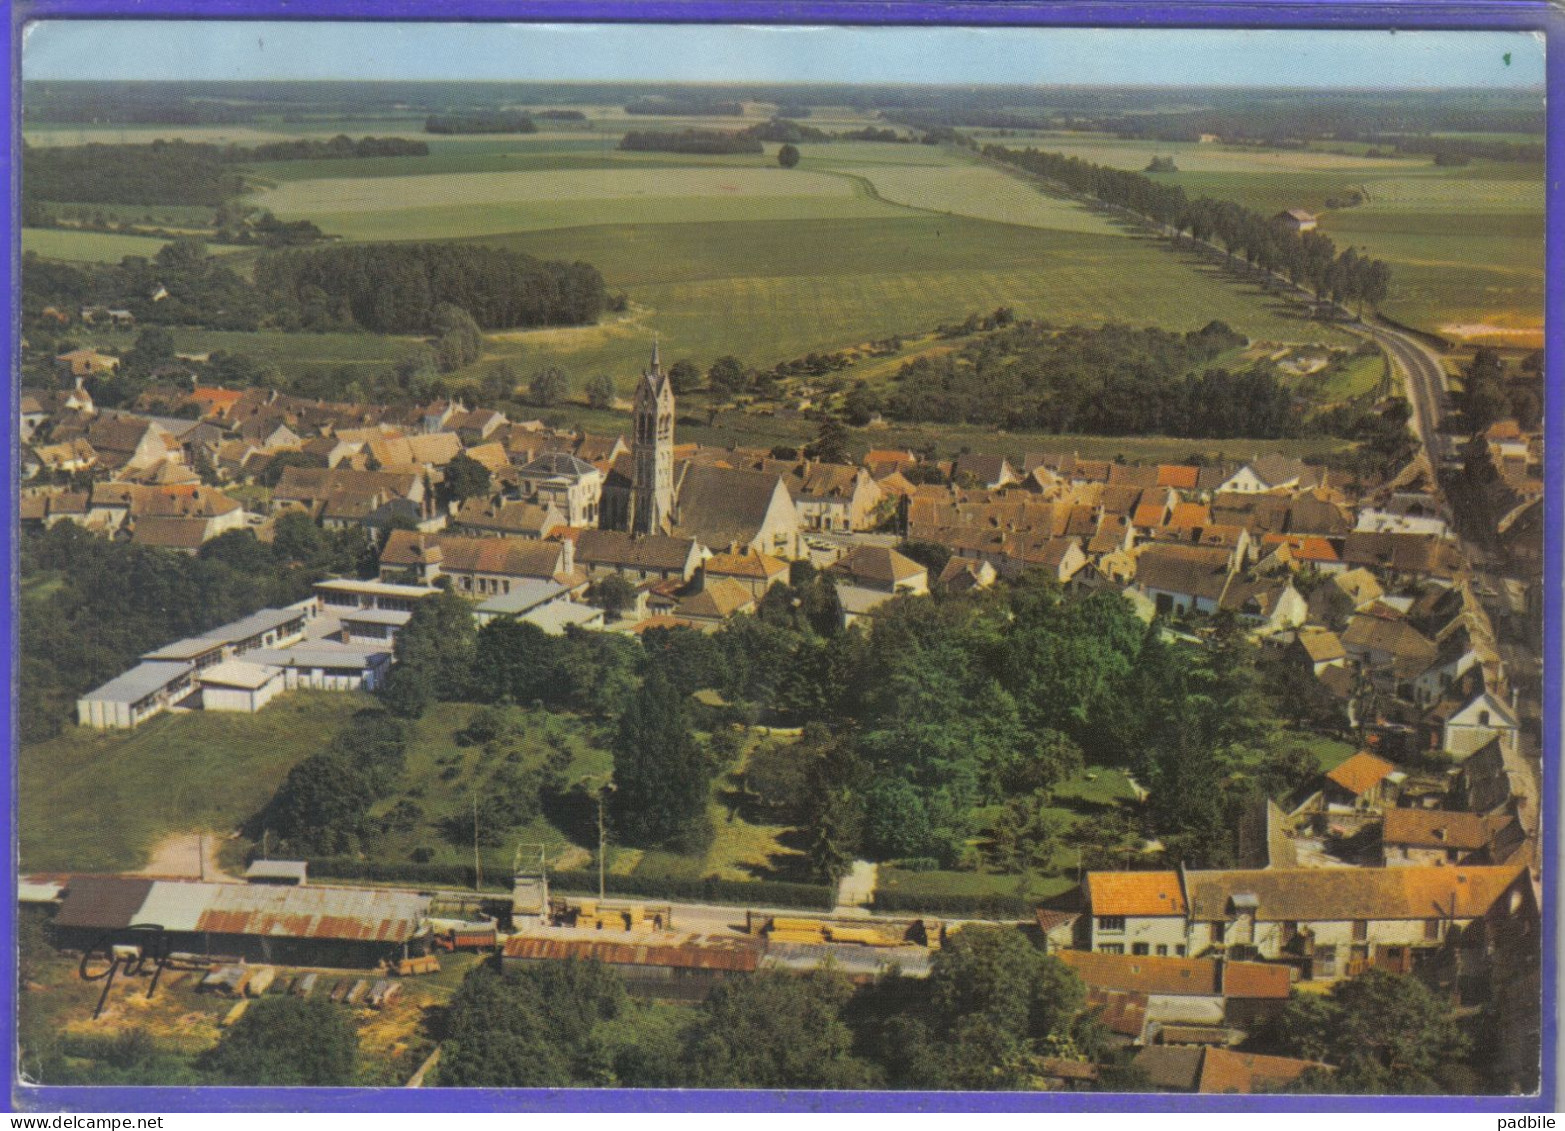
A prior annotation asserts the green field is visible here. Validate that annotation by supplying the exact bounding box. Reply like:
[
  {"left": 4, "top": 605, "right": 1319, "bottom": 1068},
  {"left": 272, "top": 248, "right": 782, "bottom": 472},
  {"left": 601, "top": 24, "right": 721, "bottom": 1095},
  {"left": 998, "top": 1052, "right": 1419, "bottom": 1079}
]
[
  {"left": 21, "top": 227, "right": 248, "bottom": 263},
  {"left": 18, "top": 692, "right": 373, "bottom": 873},
  {"left": 1007, "top": 132, "right": 1544, "bottom": 343}
]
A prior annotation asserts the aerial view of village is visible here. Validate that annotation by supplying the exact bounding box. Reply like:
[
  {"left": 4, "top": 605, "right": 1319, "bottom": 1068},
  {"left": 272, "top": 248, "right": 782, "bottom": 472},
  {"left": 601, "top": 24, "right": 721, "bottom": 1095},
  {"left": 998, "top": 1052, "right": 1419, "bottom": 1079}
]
[{"left": 11, "top": 22, "right": 1550, "bottom": 1100}]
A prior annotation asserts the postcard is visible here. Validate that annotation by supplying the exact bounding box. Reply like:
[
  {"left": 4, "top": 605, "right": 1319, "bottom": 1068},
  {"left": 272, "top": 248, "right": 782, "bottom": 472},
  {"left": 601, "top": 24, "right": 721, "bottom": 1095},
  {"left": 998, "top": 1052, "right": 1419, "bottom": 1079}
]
[{"left": 9, "top": 13, "right": 1556, "bottom": 1111}]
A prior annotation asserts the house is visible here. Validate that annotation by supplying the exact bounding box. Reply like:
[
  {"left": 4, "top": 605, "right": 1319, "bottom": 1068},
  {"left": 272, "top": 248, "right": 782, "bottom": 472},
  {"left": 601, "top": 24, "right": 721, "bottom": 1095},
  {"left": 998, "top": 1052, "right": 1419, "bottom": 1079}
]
[
  {"left": 674, "top": 576, "right": 757, "bottom": 628},
  {"left": 55, "top": 348, "right": 120, "bottom": 378},
  {"left": 1217, "top": 577, "right": 1307, "bottom": 635},
  {"left": 937, "top": 556, "right": 998, "bottom": 594},
  {"left": 951, "top": 453, "right": 1019, "bottom": 489},
  {"left": 1179, "top": 863, "right": 1532, "bottom": 982},
  {"left": 29, "top": 438, "right": 99, "bottom": 476},
  {"left": 1084, "top": 871, "right": 1189, "bottom": 956},
  {"left": 77, "top": 661, "right": 196, "bottom": 729},
  {"left": 863, "top": 448, "right": 918, "bottom": 479},
  {"left": 1379, "top": 809, "right": 1523, "bottom": 867},
  {"left": 1452, "top": 738, "right": 1516, "bottom": 816},
  {"left": 574, "top": 529, "right": 703, "bottom": 583},
  {"left": 1195, "top": 1048, "right": 1324, "bottom": 1094},
  {"left": 1429, "top": 689, "right": 1519, "bottom": 760},
  {"left": 365, "top": 432, "right": 464, "bottom": 473},
  {"left": 1290, "top": 628, "right": 1346, "bottom": 675},
  {"left": 453, "top": 498, "right": 565, "bottom": 540},
  {"left": 1132, "top": 544, "right": 1234, "bottom": 616},
  {"left": 380, "top": 531, "right": 578, "bottom": 595},
  {"left": 1341, "top": 531, "right": 1466, "bottom": 587},
  {"left": 1215, "top": 454, "right": 1310, "bottom": 495},
  {"left": 1319, "top": 750, "right": 1397, "bottom": 811},
  {"left": 1058, "top": 949, "right": 1292, "bottom": 1039},
  {"left": 1308, "top": 567, "right": 1384, "bottom": 630},
  {"left": 1341, "top": 612, "right": 1437, "bottom": 692},
  {"left": 1274, "top": 208, "right": 1318, "bottom": 233},
  {"left": 826, "top": 546, "right": 928, "bottom": 596},
  {"left": 702, "top": 549, "right": 790, "bottom": 599},
  {"left": 81, "top": 416, "right": 181, "bottom": 475},
  {"left": 514, "top": 452, "right": 604, "bottom": 527},
  {"left": 790, "top": 462, "right": 884, "bottom": 532},
  {"left": 273, "top": 467, "right": 429, "bottom": 529},
  {"left": 448, "top": 408, "right": 507, "bottom": 443}
]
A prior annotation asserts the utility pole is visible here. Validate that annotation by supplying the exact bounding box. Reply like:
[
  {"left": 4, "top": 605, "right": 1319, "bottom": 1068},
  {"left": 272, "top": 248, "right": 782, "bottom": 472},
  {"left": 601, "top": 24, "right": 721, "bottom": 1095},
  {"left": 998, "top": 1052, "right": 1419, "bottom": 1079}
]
[
  {"left": 597, "top": 788, "right": 607, "bottom": 902},
  {"left": 472, "top": 789, "right": 482, "bottom": 892}
]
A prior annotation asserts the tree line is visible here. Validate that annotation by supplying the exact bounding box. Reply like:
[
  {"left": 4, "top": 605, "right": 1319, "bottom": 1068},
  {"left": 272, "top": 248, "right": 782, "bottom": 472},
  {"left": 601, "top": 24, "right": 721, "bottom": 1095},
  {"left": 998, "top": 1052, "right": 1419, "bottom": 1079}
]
[
  {"left": 251, "top": 241, "right": 609, "bottom": 332},
  {"left": 23, "top": 137, "right": 428, "bottom": 208},
  {"left": 881, "top": 320, "right": 1301, "bottom": 438},
  {"left": 618, "top": 128, "right": 763, "bottom": 155},
  {"left": 625, "top": 97, "right": 744, "bottom": 116},
  {"left": 984, "top": 144, "right": 1393, "bottom": 314},
  {"left": 424, "top": 111, "right": 537, "bottom": 134}
]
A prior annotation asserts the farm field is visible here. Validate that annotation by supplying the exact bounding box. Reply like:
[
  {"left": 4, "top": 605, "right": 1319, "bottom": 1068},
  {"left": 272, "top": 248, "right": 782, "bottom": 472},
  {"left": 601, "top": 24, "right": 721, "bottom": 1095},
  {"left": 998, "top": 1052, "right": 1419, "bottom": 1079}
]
[
  {"left": 999, "top": 132, "right": 1545, "bottom": 345},
  {"left": 21, "top": 227, "right": 246, "bottom": 263},
  {"left": 484, "top": 213, "right": 1355, "bottom": 385}
]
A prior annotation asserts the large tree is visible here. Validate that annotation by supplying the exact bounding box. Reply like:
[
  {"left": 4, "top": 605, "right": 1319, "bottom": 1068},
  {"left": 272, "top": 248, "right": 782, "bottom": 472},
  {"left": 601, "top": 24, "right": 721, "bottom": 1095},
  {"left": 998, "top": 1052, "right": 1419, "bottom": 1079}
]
[
  {"left": 682, "top": 968, "right": 871, "bottom": 1088},
  {"left": 383, "top": 590, "right": 477, "bottom": 717},
  {"left": 201, "top": 997, "right": 357, "bottom": 1086},
  {"left": 611, "top": 668, "right": 712, "bottom": 849}
]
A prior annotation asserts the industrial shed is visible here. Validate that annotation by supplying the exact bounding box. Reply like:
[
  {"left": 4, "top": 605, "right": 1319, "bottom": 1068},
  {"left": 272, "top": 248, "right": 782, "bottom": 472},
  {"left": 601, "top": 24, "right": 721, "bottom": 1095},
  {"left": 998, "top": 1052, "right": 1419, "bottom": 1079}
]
[
  {"left": 52, "top": 876, "right": 432, "bottom": 968},
  {"left": 502, "top": 932, "right": 760, "bottom": 1001}
]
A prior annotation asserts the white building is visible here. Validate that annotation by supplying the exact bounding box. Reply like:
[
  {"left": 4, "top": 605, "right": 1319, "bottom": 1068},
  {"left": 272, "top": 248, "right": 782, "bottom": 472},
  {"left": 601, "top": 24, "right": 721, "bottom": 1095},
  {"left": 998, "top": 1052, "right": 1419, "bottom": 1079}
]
[
  {"left": 77, "top": 661, "right": 195, "bottom": 729},
  {"left": 199, "top": 660, "right": 285, "bottom": 713}
]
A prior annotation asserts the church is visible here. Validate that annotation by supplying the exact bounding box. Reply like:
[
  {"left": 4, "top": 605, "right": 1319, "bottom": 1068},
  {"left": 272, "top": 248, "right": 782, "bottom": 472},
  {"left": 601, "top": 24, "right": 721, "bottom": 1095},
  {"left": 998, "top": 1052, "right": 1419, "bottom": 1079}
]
[{"left": 600, "top": 344, "right": 802, "bottom": 559}]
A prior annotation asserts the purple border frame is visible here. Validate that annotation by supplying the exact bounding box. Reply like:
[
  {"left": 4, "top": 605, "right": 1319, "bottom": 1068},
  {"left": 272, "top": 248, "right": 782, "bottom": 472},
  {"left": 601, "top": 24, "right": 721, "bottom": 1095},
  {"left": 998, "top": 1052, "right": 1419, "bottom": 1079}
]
[{"left": 2, "top": 0, "right": 1558, "bottom": 1113}]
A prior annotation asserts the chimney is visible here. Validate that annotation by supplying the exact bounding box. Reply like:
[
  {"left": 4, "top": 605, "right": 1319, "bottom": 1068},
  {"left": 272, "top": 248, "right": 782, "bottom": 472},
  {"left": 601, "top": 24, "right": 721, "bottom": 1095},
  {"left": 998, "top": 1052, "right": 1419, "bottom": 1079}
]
[{"left": 559, "top": 534, "right": 575, "bottom": 576}]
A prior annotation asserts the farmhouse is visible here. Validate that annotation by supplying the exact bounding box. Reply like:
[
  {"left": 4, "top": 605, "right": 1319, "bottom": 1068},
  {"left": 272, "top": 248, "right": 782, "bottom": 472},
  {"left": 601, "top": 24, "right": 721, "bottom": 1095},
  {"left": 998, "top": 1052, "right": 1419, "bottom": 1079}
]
[
  {"left": 1085, "top": 871, "right": 1189, "bottom": 956},
  {"left": 55, "top": 348, "right": 120, "bottom": 379},
  {"left": 1274, "top": 209, "right": 1318, "bottom": 233}
]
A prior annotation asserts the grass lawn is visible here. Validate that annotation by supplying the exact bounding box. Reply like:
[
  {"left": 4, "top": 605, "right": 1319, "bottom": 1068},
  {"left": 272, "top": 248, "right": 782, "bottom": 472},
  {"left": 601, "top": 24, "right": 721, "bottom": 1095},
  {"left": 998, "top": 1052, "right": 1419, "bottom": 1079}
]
[
  {"left": 18, "top": 691, "right": 372, "bottom": 873},
  {"left": 1052, "top": 765, "right": 1140, "bottom": 807},
  {"left": 876, "top": 866, "right": 1077, "bottom": 907},
  {"left": 1277, "top": 729, "right": 1360, "bottom": 773}
]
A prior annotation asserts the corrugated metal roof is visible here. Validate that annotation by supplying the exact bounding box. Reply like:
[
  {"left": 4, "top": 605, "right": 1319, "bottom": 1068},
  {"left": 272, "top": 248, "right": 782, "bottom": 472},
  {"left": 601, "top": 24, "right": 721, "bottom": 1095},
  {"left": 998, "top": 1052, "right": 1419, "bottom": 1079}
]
[
  {"left": 80, "top": 661, "right": 193, "bottom": 704},
  {"left": 130, "top": 880, "right": 429, "bottom": 942},
  {"left": 54, "top": 876, "right": 155, "bottom": 929},
  {"left": 503, "top": 933, "right": 760, "bottom": 972}
]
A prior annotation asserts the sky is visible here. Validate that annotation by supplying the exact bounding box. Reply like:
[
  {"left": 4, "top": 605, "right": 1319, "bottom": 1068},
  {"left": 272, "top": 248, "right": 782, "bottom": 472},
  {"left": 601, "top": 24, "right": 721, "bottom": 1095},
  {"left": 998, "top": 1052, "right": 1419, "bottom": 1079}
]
[{"left": 21, "top": 22, "right": 1546, "bottom": 88}]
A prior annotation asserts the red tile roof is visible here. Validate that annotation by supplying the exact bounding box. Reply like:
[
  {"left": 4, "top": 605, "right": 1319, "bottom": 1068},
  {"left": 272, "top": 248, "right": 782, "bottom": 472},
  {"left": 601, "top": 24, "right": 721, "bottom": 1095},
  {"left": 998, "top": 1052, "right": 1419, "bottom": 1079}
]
[
  {"left": 1087, "top": 871, "right": 1186, "bottom": 917},
  {"left": 1325, "top": 751, "right": 1396, "bottom": 796}
]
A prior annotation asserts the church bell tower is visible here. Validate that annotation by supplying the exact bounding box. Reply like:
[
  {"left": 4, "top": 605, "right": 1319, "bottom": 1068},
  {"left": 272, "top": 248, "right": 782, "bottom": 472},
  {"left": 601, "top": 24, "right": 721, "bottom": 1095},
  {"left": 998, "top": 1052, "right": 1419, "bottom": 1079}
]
[{"left": 629, "top": 339, "right": 675, "bottom": 535}]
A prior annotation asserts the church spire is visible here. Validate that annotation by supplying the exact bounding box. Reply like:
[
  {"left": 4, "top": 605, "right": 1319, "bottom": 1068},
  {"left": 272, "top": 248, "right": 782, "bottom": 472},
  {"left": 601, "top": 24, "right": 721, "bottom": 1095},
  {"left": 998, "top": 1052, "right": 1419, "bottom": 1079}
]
[{"left": 649, "top": 335, "right": 660, "bottom": 375}]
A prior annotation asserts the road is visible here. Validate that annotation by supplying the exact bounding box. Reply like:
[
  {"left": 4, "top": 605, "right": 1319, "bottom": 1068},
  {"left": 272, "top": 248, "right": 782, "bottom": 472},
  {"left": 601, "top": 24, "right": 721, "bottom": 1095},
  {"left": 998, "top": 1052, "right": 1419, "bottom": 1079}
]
[{"left": 1355, "top": 320, "right": 1451, "bottom": 468}]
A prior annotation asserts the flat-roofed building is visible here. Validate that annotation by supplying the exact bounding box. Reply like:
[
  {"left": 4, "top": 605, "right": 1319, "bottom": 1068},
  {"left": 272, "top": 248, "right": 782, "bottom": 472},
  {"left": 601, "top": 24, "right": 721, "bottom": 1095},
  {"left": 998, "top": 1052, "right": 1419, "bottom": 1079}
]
[
  {"left": 338, "top": 607, "right": 413, "bottom": 646},
  {"left": 198, "top": 660, "right": 285, "bottom": 713},
  {"left": 77, "top": 661, "right": 195, "bottom": 729},
  {"left": 314, "top": 577, "right": 440, "bottom": 614}
]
